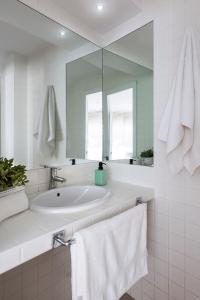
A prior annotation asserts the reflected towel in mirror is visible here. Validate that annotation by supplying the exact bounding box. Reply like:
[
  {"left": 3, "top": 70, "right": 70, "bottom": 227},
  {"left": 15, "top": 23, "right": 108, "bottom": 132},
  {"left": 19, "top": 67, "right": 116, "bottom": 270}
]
[{"left": 34, "top": 85, "right": 56, "bottom": 156}]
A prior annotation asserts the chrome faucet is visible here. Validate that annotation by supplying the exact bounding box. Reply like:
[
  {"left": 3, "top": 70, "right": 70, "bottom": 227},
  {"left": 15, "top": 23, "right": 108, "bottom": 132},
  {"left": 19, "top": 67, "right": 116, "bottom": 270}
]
[{"left": 49, "top": 167, "right": 66, "bottom": 189}]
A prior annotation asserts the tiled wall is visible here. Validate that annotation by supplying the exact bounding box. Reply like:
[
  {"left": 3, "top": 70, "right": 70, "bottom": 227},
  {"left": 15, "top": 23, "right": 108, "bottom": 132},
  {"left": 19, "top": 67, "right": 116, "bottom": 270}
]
[
  {"left": 20, "top": 0, "right": 200, "bottom": 299},
  {"left": 0, "top": 245, "right": 134, "bottom": 300},
  {"left": 26, "top": 168, "right": 50, "bottom": 195},
  {"left": 129, "top": 1, "right": 200, "bottom": 300},
  {"left": 0, "top": 247, "right": 72, "bottom": 300},
  {"left": 25, "top": 163, "right": 97, "bottom": 196}
]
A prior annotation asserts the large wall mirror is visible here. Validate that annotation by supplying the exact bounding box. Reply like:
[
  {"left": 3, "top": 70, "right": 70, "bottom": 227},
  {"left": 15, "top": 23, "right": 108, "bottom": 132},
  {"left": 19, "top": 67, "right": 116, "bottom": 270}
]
[
  {"left": 104, "top": 22, "right": 153, "bottom": 161},
  {"left": 0, "top": 0, "right": 100, "bottom": 169},
  {"left": 66, "top": 22, "right": 153, "bottom": 164},
  {"left": 0, "top": 0, "right": 153, "bottom": 170}
]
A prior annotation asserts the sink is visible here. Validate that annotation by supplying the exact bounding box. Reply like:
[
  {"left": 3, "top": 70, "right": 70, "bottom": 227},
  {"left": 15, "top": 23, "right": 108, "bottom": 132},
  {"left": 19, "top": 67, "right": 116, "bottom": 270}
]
[{"left": 30, "top": 185, "right": 110, "bottom": 214}]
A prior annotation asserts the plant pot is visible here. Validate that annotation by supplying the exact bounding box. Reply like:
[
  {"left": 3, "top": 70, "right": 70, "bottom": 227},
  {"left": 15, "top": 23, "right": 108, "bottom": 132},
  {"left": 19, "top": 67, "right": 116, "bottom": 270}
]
[
  {"left": 0, "top": 186, "right": 29, "bottom": 222},
  {"left": 141, "top": 157, "right": 154, "bottom": 166}
]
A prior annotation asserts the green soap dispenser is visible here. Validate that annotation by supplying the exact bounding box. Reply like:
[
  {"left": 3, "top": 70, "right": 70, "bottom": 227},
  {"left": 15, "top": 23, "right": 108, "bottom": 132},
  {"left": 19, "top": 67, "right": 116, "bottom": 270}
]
[{"left": 95, "top": 162, "right": 107, "bottom": 186}]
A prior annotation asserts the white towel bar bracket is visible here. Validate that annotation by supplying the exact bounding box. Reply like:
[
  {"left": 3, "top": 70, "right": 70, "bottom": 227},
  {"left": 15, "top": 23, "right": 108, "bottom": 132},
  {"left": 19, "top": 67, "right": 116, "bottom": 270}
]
[{"left": 52, "top": 198, "right": 144, "bottom": 248}]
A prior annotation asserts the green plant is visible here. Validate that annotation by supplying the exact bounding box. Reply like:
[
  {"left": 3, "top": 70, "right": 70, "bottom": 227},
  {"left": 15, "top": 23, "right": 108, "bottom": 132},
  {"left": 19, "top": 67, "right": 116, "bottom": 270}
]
[
  {"left": 0, "top": 158, "right": 29, "bottom": 191},
  {"left": 140, "top": 148, "right": 154, "bottom": 158}
]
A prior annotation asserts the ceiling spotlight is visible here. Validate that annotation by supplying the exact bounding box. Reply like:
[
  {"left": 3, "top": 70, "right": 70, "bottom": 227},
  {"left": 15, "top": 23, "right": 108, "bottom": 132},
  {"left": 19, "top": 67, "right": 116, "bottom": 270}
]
[
  {"left": 97, "top": 4, "right": 103, "bottom": 11},
  {"left": 60, "top": 30, "right": 66, "bottom": 37}
]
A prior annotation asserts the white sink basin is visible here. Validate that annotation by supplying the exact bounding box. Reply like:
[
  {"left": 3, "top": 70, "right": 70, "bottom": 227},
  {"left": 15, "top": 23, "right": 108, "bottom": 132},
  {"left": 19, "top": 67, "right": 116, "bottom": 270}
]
[{"left": 30, "top": 185, "right": 110, "bottom": 214}]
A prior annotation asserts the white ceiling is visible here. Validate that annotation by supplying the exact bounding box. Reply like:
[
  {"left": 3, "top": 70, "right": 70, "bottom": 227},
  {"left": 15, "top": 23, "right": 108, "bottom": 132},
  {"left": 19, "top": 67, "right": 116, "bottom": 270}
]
[
  {"left": 0, "top": 0, "right": 152, "bottom": 71},
  {"left": 0, "top": 0, "right": 96, "bottom": 57},
  {"left": 56, "top": 0, "right": 141, "bottom": 35}
]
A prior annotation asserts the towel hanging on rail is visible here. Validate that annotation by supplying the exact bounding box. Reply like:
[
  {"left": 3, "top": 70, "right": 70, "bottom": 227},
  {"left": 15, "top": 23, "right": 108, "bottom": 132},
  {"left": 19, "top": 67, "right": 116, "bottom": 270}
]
[
  {"left": 158, "top": 28, "right": 200, "bottom": 175},
  {"left": 34, "top": 85, "right": 57, "bottom": 157},
  {"left": 71, "top": 204, "right": 148, "bottom": 300}
]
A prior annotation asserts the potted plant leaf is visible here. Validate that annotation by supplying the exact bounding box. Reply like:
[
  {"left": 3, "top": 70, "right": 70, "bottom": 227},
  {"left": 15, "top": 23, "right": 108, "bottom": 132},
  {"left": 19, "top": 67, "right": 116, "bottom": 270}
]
[
  {"left": 140, "top": 149, "right": 154, "bottom": 166},
  {"left": 0, "top": 158, "right": 29, "bottom": 222}
]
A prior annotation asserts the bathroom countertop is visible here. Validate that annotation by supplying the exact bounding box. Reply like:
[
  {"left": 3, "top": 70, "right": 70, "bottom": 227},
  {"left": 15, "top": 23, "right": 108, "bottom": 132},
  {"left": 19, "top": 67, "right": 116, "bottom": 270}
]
[{"left": 0, "top": 181, "right": 154, "bottom": 274}]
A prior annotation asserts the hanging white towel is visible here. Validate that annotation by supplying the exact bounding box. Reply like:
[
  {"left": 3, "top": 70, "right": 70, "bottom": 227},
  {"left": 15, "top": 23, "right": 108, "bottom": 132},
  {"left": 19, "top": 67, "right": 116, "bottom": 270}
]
[
  {"left": 158, "top": 28, "right": 200, "bottom": 175},
  {"left": 71, "top": 204, "right": 148, "bottom": 300},
  {"left": 34, "top": 86, "right": 56, "bottom": 156}
]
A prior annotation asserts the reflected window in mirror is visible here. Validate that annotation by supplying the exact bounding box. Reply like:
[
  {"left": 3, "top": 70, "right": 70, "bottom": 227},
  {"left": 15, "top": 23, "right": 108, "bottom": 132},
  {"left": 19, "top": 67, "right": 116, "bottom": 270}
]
[
  {"left": 66, "top": 49, "right": 103, "bottom": 161},
  {"left": 85, "top": 92, "right": 102, "bottom": 160},
  {"left": 107, "top": 88, "right": 134, "bottom": 160},
  {"left": 104, "top": 22, "right": 153, "bottom": 162}
]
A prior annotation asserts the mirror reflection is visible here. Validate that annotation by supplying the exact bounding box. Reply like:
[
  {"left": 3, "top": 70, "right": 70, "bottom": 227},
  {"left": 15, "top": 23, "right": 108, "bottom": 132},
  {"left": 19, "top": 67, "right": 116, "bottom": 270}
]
[
  {"left": 66, "top": 50, "right": 103, "bottom": 161},
  {"left": 0, "top": 0, "right": 153, "bottom": 169},
  {"left": 104, "top": 22, "right": 153, "bottom": 162},
  {"left": 66, "top": 22, "right": 154, "bottom": 163},
  {"left": 0, "top": 0, "right": 100, "bottom": 169}
]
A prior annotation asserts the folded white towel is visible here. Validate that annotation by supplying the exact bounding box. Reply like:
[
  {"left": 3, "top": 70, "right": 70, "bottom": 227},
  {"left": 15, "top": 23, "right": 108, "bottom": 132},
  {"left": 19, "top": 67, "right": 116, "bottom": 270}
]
[
  {"left": 34, "top": 86, "right": 56, "bottom": 157},
  {"left": 158, "top": 28, "right": 200, "bottom": 175},
  {"left": 71, "top": 204, "right": 148, "bottom": 300}
]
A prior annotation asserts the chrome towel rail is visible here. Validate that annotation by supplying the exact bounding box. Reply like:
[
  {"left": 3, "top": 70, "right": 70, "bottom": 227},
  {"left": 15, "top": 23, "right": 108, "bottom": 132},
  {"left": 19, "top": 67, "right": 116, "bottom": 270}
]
[
  {"left": 52, "top": 197, "right": 144, "bottom": 248},
  {"left": 53, "top": 230, "right": 75, "bottom": 248}
]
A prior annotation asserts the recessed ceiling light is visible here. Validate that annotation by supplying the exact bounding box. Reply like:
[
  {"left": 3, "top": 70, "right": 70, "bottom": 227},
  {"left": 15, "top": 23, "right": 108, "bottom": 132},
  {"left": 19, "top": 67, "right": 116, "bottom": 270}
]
[
  {"left": 97, "top": 4, "right": 103, "bottom": 11},
  {"left": 60, "top": 30, "right": 66, "bottom": 37}
]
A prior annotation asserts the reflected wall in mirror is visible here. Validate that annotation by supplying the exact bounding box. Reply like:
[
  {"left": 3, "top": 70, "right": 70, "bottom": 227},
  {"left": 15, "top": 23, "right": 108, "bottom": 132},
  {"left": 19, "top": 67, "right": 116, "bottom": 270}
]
[
  {"left": 66, "top": 50, "right": 103, "bottom": 161},
  {"left": 0, "top": 0, "right": 100, "bottom": 169},
  {"left": 0, "top": 0, "right": 153, "bottom": 170},
  {"left": 66, "top": 22, "right": 153, "bottom": 164},
  {"left": 104, "top": 22, "right": 153, "bottom": 161}
]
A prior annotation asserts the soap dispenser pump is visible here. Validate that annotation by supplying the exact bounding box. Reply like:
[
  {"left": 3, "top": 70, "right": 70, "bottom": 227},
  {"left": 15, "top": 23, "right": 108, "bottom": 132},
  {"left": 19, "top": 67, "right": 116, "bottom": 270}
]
[{"left": 95, "top": 162, "right": 107, "bottom": 186}]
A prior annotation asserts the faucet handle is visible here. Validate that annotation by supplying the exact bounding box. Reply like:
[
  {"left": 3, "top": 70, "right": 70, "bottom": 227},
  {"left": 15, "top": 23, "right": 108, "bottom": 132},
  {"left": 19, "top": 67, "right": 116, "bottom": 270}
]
[
  {"left": 41, "top": 165, "right": 62, "bottom": 171},
  {"left": 51, "top": 166, "right": 62, "bottom": 170}
]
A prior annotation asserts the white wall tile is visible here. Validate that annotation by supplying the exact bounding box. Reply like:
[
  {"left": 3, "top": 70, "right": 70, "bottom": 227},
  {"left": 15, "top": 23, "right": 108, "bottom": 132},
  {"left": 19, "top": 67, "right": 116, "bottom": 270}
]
[
  {"left": 185, "top": 205, "right": 200, "bottom": 226},
  {"left": 169, "top": 266, "right": 184, "bottom": 288},
  {"left": 185, "top": 274, "right": 200, "bottom": 297},
  {"left": 185, "top": 290, "right": 200, "bottom": 300},
  {"left": 155, "top": 212, "right": 169, "bottom": 230},
  {"left": 143, "top": 293, "right": 154, "bottom": 300},
  {"left": 154, "top": 243, "right": 169, "bottom": 262},
  {"left": 169, "top": 233, "right": 185, "bottom": 254},
  {"left": 185, "top": 238, "right": 200, "bottom": 261},
  {"left": 185, "top": 257, "right": 200, "bottom": 280},
  {"left": 169, "top": 217, "right": 184, "bottom": 237},
  {"left": 169, "top": 201, "right": 185, "bottom": 220},
  {"left": 142, "top": 279, "right": 155, "bottom": 299},
  {"left": 185, "top": 222, "right": 200, "bottom": 243},
  {"left": 169, "top": 250, "right": 184, "bottom": 271},
  {"left": 144, "top": 269, "right": 155, "bottom": 285},
  {"left": 169, "top": 281, "right": 185, "bottom": 300},
  {"left": 155, "top": 288, "right": 168, "bottom": 300},
  {"left": 155, "top": 197, "right": 169, "bottom": 216},
  {"left": 155, "top": 273, "right": 169, "bottom": 294},
  {"left": 155, "top": 258, "right": 169, "bottom": 278}
]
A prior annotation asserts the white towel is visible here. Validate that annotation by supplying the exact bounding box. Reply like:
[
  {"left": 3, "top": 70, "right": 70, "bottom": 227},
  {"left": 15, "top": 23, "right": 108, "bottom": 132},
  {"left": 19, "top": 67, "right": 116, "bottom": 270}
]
[
  {"left": 34, "top": 86, "right": 56, "bottom": 156},
  {"left": 158, "top": 28, "right": 200, "bottom": 175},
  {"left": 71, "top": 204, "right": 148, "bottom": 300}
]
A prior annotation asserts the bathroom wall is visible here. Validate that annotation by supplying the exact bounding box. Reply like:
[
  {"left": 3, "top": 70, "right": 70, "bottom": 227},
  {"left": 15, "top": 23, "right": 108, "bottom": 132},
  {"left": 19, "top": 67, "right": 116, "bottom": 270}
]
[
  {"left": 0, "top": 54, "right": 28, "bottom": 165},
  {"left": 130, "top": 1, "right": 200, "bottom": 300},
  {"left": 25, "top": 162, "right": 97, "bottom": 196},
  {"left": 27, "top": 43, "right": 99, "bottom": 169},
  {"left": 136, "top": 72, "right": 153, "bottom": 155},
  {"left": 19, "top": 0, "right": 200, "bottom": 300}
]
